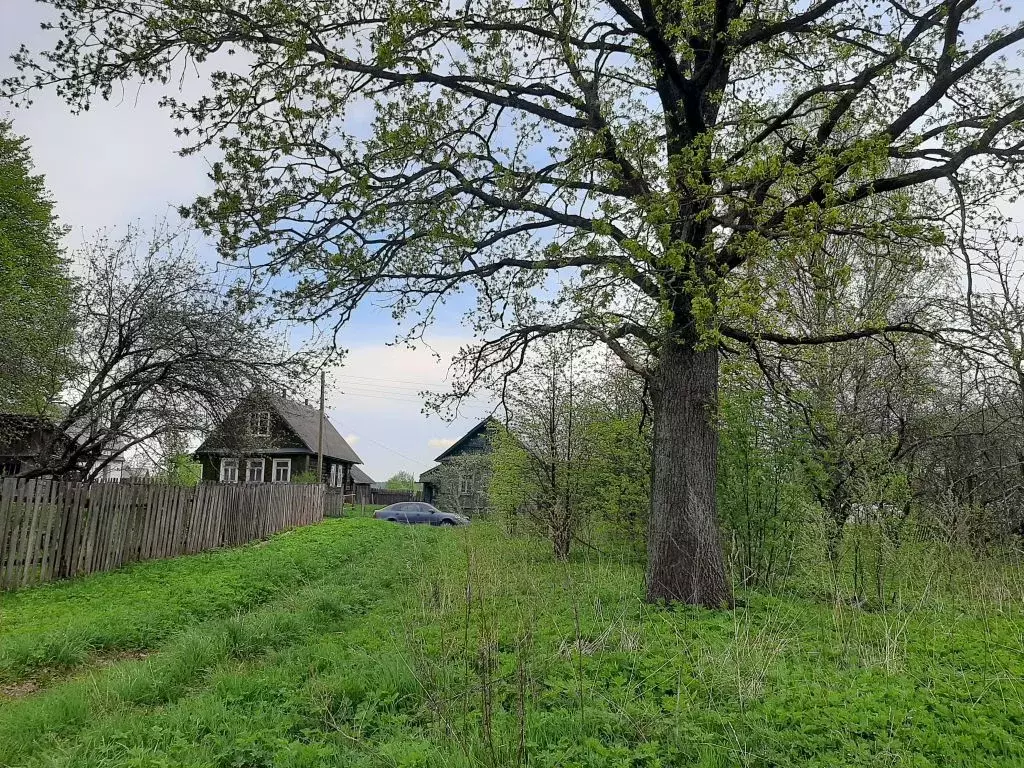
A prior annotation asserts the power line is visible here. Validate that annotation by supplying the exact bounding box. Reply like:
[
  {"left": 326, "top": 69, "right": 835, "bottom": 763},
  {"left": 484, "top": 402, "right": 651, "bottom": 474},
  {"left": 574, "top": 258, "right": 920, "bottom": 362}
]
[
  {"left": 342, "top": 375, "right": 438, "bottom": 390},
  {"left": 336, "top": 391, "right": 426, "bottom": 405},
  {"left": 336, "top": 389, "right": 492, "bottom": 409},
  {"left": 328, "top": 412, "right": 432, "bottom": 470},
  {"left": 356, "top": 434, "right": 427, "bottom": 468},
  {"left": 328, "top": 410, "right": 493, "bottom": 475},
  {"left": 339, "top": 373, "right": 448, "bottom": 387},
  {"left": 338, "top": 384, "right": 432, "bottom": 397}
]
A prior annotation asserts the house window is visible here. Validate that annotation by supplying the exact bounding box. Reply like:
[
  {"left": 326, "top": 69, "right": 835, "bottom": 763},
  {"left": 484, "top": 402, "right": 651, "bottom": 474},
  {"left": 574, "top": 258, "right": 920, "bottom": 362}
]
[
  {"left": 246, "top": 459, "right": 264, "bottom": 483},
  {"left": 328, "top": 464, "right": 338, "bottom": 487},
  {"left": 250, "top": 411, "right": 271, "bottom": 437},
  {"left": 459, "top": 473, "right": 472, "bottom": 494},
  {"left": 272, "top": 458, "right": 291, "bottom": 483},
  {"left": 220, "top": 458, "right": 239, "bottom": 483}
]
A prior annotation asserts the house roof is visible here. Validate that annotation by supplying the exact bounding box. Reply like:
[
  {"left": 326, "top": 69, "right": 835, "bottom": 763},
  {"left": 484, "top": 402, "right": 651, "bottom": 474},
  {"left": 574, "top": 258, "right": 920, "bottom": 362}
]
[
  {"left": 350, "top": 465, "right": 374, "bottom": 485},
  {"left": 267, "top": 395, "right": 363, "bottom": 464},
  {"left": 419, "top": 464, "right": 442, "bottom": 482},
  {"left": 195, "top": 394, "right": 362, "bottom": 464},
  {"left": 433, "top": 416, "right": 499, "bottom": 461}
]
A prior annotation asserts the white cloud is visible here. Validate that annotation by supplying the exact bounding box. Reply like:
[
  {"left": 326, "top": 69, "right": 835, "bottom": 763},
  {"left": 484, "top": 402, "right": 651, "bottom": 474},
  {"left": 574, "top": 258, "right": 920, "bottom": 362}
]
[
  {"left": 428, "top": 438, "right": 456, "bottom": 449},
  {"left": 344, "top": 433, "right": 360, "bottom": 445}
]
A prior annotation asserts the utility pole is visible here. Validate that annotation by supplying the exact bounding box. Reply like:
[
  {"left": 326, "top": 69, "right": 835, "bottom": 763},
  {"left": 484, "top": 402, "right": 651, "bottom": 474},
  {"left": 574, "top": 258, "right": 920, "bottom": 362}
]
[{"left": 317, "top": 369, "right": 325, "bottom": 483}]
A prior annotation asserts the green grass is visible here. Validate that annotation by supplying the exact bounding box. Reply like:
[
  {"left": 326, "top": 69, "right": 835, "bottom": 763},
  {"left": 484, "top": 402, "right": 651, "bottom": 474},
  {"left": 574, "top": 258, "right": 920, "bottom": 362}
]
[
  {"left": 0, "top": 518, "right": 389, "bottom": 683},
  {"left": 0, "top": 518, "right": 1023, "bottom": 767}
]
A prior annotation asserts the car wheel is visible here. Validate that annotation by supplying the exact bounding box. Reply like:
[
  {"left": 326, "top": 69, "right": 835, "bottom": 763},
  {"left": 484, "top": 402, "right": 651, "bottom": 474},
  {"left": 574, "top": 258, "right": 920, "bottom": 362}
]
[
  {"left": 439, "top": 519, "right": 455, "bottom": 526},
  {"left": 386, "top": 517, "right": 399, "bottom": 523}
]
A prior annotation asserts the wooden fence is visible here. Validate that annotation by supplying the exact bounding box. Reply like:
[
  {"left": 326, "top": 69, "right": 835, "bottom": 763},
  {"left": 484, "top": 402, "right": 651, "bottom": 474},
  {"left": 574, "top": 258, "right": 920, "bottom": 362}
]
[
  {"left": 369, "top": 489, "right": 421, "bottom": 506},
  {"left": 324, "top": 487, "right": 352, "bottom": 518},
  {"left": 0, "top": 479, "right": 324, "bottom": 590}
]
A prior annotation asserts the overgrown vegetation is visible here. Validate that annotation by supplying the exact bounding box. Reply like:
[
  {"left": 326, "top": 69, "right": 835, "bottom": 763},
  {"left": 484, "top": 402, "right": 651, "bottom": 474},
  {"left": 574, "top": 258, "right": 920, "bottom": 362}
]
[
  {"left": 487, "top": 340, "right": 651, "bottom": 559},
  {"left": 1, "top": 518, "right": 1022, "bottom": 767}
]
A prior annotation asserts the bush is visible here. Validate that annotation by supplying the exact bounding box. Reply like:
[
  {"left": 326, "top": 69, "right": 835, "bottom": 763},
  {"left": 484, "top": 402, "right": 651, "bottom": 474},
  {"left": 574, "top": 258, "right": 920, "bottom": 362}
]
[{"left": 717, "top": 384, "right": 809, "bottom": 588}]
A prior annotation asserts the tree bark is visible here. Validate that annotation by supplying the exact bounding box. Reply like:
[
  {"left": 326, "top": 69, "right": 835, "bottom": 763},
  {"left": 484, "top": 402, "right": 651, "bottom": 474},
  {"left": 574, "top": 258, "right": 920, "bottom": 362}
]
[
  {"left": 551, "top": 511, "right": 572, "bottom": 561},
  {"left": 645, "top": 338, "right": 733, "bottom": 608}
]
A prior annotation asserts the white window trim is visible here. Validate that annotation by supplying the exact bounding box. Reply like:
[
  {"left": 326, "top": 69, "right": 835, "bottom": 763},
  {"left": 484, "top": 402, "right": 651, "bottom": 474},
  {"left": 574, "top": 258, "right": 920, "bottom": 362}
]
[
  {"left": 328, "top": 464, "right": 338, "bottom": 487},
  {"left": 250, "top": 411, "right": 271, "bottom": 437},
  {"left": 458, "top": 474, "right": 472, "bottom": 494},
  {"left": 246, "top": 459, "right": 264, "bottom": 483},
  {"left": 272, "top": 458, "right": 291, "bottom": 484},
  {"left": 220, "top": 458, "right": 239, "bottom": 483}
]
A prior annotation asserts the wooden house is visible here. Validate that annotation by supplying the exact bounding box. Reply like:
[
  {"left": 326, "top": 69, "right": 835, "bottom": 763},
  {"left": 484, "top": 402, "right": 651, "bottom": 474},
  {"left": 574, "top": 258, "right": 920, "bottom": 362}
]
[
  {"left": 0, "top": 414, "right": 76, "bottom": 477},
  {"left": 420, "top": 416, "right": 497, "bottom": 515},
  {"left": 193, "top": 394, "right": 363, "bottom": 488},
  {"left": 0, "top": 413, "right": 123, "bottom": 479}
]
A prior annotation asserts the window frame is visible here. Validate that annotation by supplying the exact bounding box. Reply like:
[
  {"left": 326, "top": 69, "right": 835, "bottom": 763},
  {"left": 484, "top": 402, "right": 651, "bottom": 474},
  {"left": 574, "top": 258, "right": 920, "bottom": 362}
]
[
  {"left": 246, "top": 459, "right": 264, "bottom": 483},
  {"left": 458, "top": 474, "right": 472, "bottom": 494},
  {"left": 250, "top": 411, "right": 271, "bottom": 437},
  {"left": 272, "top": 458, "right": 291, "bottom": 484},
  {"left": 219, "top": 458, "right": 239, "bottom": 483}
]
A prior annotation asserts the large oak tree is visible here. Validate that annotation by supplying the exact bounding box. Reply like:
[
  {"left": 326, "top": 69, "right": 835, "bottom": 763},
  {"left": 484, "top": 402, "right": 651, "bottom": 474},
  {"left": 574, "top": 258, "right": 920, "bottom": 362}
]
[{"left": 9, "top": 0, "right": 1024, "bottom": 605}]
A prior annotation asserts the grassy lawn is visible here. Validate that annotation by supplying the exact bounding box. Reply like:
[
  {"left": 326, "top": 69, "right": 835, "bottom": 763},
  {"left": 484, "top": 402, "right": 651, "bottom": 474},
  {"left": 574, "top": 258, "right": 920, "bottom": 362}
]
[
  {"left": 0, "top": 518, "right": 389, "bottom": 684},
  {"left": 0, "top": 518, "right": 1022, "bottom": 767}
]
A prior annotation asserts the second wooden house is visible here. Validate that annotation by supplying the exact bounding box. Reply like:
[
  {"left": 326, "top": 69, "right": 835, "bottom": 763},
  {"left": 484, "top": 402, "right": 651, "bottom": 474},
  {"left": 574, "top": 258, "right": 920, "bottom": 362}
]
[{"left": 419, "top": 416, "right": 498, "bottom": 515}]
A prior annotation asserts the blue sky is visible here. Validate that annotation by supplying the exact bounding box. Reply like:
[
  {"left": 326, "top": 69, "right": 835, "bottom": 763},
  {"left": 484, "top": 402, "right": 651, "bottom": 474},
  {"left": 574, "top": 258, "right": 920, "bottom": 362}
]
[{"left": 0, "top": 6, "right": 493, "bottom": 482}]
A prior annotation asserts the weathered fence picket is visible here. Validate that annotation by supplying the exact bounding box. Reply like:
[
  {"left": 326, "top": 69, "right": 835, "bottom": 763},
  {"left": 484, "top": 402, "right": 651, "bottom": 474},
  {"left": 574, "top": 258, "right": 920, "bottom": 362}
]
[{"left": 0, "top": 480, "right": 324, "bottom": 590}]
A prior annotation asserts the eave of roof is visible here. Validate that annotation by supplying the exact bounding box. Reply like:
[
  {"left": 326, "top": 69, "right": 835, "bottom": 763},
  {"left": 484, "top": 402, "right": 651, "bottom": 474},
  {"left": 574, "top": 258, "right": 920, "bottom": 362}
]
[
  {"left": 419, "top": 464, "right": 442, "bottom": 480},
  {"left": 433, "top": 415, "right": 499, "bottom": 461},
  {"left": 350, "top": 465, "right": 375, "bottom": 485}
]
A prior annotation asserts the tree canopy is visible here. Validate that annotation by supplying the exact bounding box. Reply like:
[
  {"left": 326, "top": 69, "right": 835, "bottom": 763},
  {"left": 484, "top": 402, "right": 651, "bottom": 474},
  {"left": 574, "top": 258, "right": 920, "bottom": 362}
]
[
  {"left": 0, "top": 120, "right": 73, "bottom": 414},
  {"left": 9, "top": 0, "right": 1024, "bottom": 605},
  {"left": 385, "top": 470, "right": 416, "bottom": 491}
]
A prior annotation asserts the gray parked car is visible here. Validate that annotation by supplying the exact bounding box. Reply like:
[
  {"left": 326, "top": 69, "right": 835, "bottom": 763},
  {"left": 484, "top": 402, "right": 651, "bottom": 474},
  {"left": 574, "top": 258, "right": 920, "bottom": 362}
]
[{"left": 374, "top": 502, "right": 470, "bottom": 526}]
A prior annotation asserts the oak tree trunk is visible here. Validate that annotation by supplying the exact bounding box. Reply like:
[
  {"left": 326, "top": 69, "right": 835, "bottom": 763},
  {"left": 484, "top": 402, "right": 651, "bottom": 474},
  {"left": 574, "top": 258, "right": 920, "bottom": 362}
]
[{"left": 645, "top": 338, "right": 733, "bottom": 608}]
